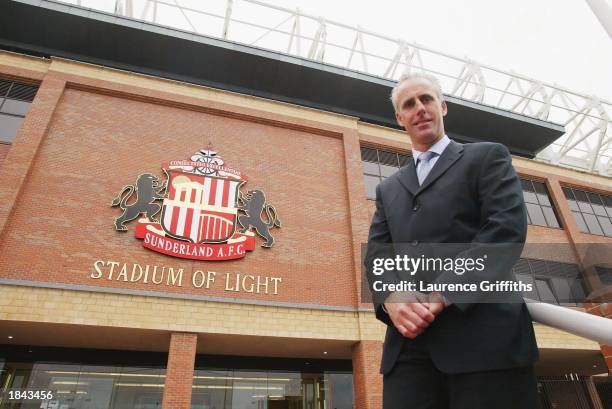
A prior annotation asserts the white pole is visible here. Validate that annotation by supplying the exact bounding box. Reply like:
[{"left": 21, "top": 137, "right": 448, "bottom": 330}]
[
  {"left": 585, "top": 0, "right": 612, "bottom": 40},
  {"left": 526, "top": 299, "right": 612, "bottom": 345}
]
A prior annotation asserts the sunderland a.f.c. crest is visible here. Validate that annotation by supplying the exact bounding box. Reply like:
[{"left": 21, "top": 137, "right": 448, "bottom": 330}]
[{"left": 111, "top": 148, "right": 281, "bottom": 261}]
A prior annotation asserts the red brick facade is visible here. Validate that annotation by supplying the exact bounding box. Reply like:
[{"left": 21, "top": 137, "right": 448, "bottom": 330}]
[
  {"left": 352, "top": 341, "right": 384, "bottom": 409},
  {"left": 0, "top": 55, "right": 611, "bottom": 408},
  {"left": 162, "top": 333, "right": 198, "bottom": 409}
]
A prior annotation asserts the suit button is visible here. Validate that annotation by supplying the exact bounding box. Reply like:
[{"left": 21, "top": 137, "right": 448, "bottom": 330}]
[
  {"left": 411, "top": 240, "right": 419, "bottom": 247},
  {"left": 412, "top": 203, "right": 420, "bottom": 211}
]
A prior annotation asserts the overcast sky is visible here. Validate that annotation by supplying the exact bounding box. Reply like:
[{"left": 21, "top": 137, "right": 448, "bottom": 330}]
[{"left": 260, "top": 0, "right": 612, "bottom": 102}]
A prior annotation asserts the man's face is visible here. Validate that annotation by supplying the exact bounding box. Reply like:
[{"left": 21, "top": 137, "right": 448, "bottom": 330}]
[{"left": 394, "top": 78, "right": 448, "bottom": 149}]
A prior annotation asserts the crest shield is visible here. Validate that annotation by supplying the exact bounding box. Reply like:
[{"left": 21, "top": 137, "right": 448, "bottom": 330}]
[{"left": 161, "top": 170, "right": 243, "bottom": 243}]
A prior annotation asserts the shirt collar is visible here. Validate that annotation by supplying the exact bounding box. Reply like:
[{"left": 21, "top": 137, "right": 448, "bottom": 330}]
[{"left": 412, "top": 134, "right": 451, "bottom": 164}]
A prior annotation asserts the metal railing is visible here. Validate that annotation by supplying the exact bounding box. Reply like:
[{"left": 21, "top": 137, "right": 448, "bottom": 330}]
[{"left": 54, "top": 0, "right": 612, "bottom": 176}]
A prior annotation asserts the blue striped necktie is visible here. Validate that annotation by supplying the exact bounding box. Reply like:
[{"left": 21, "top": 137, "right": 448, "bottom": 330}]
[{"left": 416, "top": 151, "right": 438, "bottom": 185}]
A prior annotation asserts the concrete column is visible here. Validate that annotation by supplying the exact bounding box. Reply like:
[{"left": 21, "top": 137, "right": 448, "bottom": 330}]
[{"left": 162, "top": 332, "right": 198, "bottom": 409}]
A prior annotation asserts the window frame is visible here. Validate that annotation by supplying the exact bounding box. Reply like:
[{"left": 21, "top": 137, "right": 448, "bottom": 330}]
[{"left": 519, "top": 178, "right": 562, "bottom": 229}]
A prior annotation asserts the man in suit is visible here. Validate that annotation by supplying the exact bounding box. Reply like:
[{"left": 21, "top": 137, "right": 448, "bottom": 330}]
[{"left": 365, "top": 73, "right": 539, "bottom": 409}]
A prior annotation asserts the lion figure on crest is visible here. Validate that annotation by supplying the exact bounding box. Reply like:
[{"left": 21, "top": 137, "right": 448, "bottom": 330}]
[
  {"left": 111, "top": 173, "right": 166, "bottom": 231},
  {"left": 238, "top": 190, "right": 281, "bottom": 248}
]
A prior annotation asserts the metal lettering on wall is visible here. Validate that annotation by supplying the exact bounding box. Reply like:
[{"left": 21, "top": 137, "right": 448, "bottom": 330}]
[
  {"left": 111, "top": 148, "right": 281, "bottom": 261},
  {"left": 91, "top": 260, "right": 282, "bottom": 295}
]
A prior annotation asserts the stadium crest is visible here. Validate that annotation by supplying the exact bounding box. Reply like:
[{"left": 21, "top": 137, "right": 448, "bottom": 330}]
[{"left": 111, "top": 148, "right": 281, "bottom": 261}]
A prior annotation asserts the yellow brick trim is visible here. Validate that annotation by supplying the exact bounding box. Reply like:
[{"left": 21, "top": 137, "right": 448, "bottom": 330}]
[
  {"left": 532, "top": 322, "right": 600, "bottom": 350},
  {"left": 0, "top": 50, "right": 50, "bottom": 75},
  {"left": 512, "top": 156, "right": 612, "bottom": 188},
  {"left": 358, "top": 123, "right": 408, "bottom": 145},
  {"left": 0, "top": 285, "right": 360, "bottom": 340},
  {"left": 44, "top": 57, "right": 359, "bottom": 129}
]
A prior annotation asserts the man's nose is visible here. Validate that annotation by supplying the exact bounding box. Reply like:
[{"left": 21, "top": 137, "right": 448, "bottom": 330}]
[{"left": 415, "top": 99, "right": 426, "bottom": 113}]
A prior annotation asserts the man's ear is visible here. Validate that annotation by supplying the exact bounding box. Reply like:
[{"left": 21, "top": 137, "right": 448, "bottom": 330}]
[
  {"left": 395, "top": 111, "right": 404, "bottom": 128},
  {"left": 441, "top": 100, "right": 448, "bottom": 116}
]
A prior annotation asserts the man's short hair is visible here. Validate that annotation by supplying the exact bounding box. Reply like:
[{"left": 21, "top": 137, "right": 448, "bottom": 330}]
[{"left": 390, "top": 72, "right": 444, "bottom": 112}]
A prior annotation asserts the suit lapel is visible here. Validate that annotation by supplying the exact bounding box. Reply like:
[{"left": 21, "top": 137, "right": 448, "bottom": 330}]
[
  {"left": 416, "top": 141, "right": 464, "bottom": 195},
  {"left": 397, "top": 162, "right": 419, "bottom": 196}
]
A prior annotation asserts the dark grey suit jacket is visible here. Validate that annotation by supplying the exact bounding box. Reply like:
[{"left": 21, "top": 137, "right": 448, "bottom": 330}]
[{"left": 365, "top": 140, "right": 538, "bottom": 375}]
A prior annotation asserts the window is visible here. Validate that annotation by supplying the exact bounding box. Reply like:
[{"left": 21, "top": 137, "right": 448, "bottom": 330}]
[
  {"left": 192, "top": 356, "right": 354, "bottom": 409},
  {"left": 563, "top": 187, "right": 612, "bottom": 237},
  {"left": 520, "top": 179, "right": 561, "bottom": 228},
  {"left": 0, "top": 79, "right": 38, "bottom": 144},
  {"left": 361, "top": 147, "right": 411, "bottom": 199},
  {"left": 512, "top": 258, "right": 586, "bottom": 306},
  {"left": 596, "top": 266, "right": 612, "bottom": 286}
]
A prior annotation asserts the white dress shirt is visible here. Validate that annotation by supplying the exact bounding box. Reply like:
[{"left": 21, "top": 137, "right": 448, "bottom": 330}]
[{"left": 412, "top": 134, "right": 451, "bottom": 169}]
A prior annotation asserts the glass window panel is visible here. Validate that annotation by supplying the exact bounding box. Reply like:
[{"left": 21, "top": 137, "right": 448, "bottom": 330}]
[
  {"left": 535, "top": 279, "right": 558, "bottom": 304},
  {"left": 597, "top": 216, "right": 612, "bottom": 237},
  {"left": 583, "top": 213, "right": 604, "bottom": 236},
  {"left": 398, "top": 153, "right": 411, "bottom": 167},
  {"left": 529, "top": 259, "right": 547, "bottom": 275},
  {"left": 522, "top": 190, "right": 538, "bottom": 204},
  {"left": 572, "top": 211, "right": 589, "bottom": 233},
  {"left": 0, "top": 80, "right": 11, "bottom": 96},
  {"left": 362, "top": 161, "right": 379, "bottom": 175},
  {"left": 533, "top": 182, "right": 546, "bottom": 194},
  {"left": 596, "top": 266, "right": 612, "bottom": 286},
  {"left": 512, "top": 258, "right": 531, "bottom": 275},
  {"left": 570, "top": 278, "right": 587, "bottom": 304},
  {"left": 360, "top": 147, "right": 377, "bottom": 162},
  {"left": 588, "top": 192, "right": 603, "bottom": 205},
  {"left": 520, "top": 179, "right": 534, "bottom": 192},
  {"left": 379, "top": 164, "right": 399, "bottom": 178},
  {"left": 592, "top": 204, "right": 607, "bottom": 217},
  {"left": 525, "top": 203, "right": 546, "bottom": 226},
  {"left": 516, "top": 273, "right": 538, "bottom": 300},
  {"left": 7, "top": 82, "right": 38, "bottom": 101},
  {"left": 606, "top": 206, "right": 612, "bottom": 218},
  {"left": 532, "top": 182, "right": 551, "bottom": 205},
  {"left": 542, "top": 206, "right": 560, "bottom": 228},
  {"left": 604, "top": 195, "right": 612, "bottom": 207},
  {"left": 71, "top": 364, "right": 122, "bottom": 409},
  {"left": 364, "top": 175, "right": 380, "bottom": 200},
  {"left": 550, "top": 277, "right": 576, "bottom": 304},
  {"left": 229, "top": 370, "right": 270, "bottom": 409},
  {"left": 325, "top": 373, "right": 354, "bottom": 409},
  {"left": 562, "top": 187, "right": 574, "bottom": 199},
  {"left": 567, "top": 198, "right": 579, "bottom": 212},
  {"left": 574, "top": 189, "right": 588, "bottom": 202},
  {"left": 268, "top": 371, "right": 303, "bottom": 403},
  {"left": 112, "top": 367, "right": 165, "bottom": 409},
  {"left": 0, "top": 98, "right": 30, "bottom": 116},
  {"left": 578, "top": 200, "right": 594, "bottom": 214},
  {"left": 378, "top": 151, "right": 398, "bottom": 166},
  {"left": 535, "top": 193, "right": 551, "bottom": 207},
  {"left": 192, "top": 369, "right": 231, "bottom": 409},
  {"left": 0, "top": 113, "right": 24, "bottom": 143},
  {"left": 29, "top": 363, "right": 81, "bottom": 409}
]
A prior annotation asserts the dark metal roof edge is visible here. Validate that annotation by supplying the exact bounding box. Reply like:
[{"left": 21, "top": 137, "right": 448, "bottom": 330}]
[{"left": 14, "top": 0, "right": 564, "bottom": 134}]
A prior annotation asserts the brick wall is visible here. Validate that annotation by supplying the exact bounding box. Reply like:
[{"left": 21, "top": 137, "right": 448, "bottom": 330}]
[
  {"left": 0, "top": 79, "right": 357, "bottom": 308},
  {"left": 352, "top": 340, "right": 383, "bottom": 409},
  {"left": 0, "top": 144, "right": 10, "bottom": 168},
  {"left": 162, "top": 333, "right": 198, "bottom": 409},
  {"left": 1, "top": 51, "right": 612, "bottom": 407}
]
